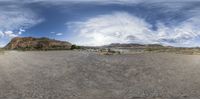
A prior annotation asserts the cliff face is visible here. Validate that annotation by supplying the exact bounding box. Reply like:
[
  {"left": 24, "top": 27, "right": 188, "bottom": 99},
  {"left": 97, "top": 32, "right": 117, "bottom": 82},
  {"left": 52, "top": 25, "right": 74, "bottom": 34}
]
[{"left": 4, "top": 37, "right": 72, "bottom": 50}]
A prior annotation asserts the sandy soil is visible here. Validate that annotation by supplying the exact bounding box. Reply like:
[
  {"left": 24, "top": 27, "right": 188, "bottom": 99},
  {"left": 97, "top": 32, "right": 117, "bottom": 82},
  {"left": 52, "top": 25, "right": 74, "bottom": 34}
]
[{"left": 0, "top": 51, "right": 200, "bottom": 99}]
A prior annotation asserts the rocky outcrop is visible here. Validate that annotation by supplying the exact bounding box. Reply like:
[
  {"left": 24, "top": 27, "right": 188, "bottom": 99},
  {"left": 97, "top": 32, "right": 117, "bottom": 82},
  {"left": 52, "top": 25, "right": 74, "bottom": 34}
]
[{"left": 4, "top": 37, "right": 72, "bottom": 50}]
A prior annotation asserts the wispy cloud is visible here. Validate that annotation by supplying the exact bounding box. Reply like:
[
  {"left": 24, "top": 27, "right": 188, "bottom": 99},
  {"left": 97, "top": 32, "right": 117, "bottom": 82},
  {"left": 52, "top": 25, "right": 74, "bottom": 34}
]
[
  {"left": 4, "top": 31, "right": 18, "bottom": 38},
  {"left": 68, "top": 12, "right": 200, "bottom": 47},
  {"left": 0, "top": 3, "right": 44, "bottom": 46},
  {"left": 0, "top": 5, "right": 43, "bottom": 31}
]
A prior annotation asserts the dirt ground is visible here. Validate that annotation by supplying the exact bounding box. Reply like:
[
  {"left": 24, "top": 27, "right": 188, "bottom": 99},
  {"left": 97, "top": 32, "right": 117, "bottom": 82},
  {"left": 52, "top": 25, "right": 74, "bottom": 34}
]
[{"left": 0, "top": 51, "right": 200, "bottom": 99}]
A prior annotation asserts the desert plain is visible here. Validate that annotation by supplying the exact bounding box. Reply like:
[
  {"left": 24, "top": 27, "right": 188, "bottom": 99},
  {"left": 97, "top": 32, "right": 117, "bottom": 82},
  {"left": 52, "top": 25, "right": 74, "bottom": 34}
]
[{"left": 0, "top": 51, "right": 200, "bottom": 99}]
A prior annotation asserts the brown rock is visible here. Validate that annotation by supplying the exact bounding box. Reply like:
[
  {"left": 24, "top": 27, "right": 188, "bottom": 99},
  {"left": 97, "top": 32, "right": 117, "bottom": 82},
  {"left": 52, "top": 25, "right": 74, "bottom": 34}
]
[{"left": 4, "top": 37, "right": 72, "bottom": 50}]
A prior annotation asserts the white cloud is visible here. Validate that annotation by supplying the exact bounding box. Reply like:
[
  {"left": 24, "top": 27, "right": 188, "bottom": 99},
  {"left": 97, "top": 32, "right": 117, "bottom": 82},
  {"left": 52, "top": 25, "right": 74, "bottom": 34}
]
[
  {"left": 51, "top": 32, "right": 63, "bottom": 36},
  {"left": 0, "top": 31, "right": 4, "bottom": 38},
  {"left": 56, "top": 33, "right": 63, "bottom": 36},
  {"left": 18, "top": 28, "right": 26, "bottom": 35},
  {"left": 69, "top": 12, "right": 200, "bottom": 47},
  {"left": 69, "top": 12, "right": 154, "bottom": 46},
  {"left": 4, "top": 31, "right": 18, "bottom": 38}
]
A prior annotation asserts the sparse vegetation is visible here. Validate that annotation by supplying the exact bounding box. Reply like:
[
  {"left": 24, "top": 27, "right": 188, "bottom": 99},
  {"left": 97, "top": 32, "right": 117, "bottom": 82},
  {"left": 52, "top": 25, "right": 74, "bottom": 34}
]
[
  {"left": 71, "top": 44, "right": 81, "bottom": 50},
  {"left": 97, "top": 48, "right": 121, "bottom": 55}
]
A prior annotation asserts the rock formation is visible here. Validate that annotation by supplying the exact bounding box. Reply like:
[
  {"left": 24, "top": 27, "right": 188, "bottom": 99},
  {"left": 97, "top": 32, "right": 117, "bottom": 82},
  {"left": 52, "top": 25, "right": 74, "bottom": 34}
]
[{"left": 4, "top": 37, "right": 72, "bottom": 50}]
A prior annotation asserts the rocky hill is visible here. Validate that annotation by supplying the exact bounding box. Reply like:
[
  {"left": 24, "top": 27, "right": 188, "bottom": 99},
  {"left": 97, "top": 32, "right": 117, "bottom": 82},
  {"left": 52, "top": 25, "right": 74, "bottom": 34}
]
[{"left": 4, "top": 37, "right": 72, "bottom": 50}]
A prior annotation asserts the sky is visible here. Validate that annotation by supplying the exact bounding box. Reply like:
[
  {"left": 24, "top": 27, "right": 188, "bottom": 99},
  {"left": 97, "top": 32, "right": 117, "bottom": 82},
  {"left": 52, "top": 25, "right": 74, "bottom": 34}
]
[{"left": 1, "top": 0, "right": 200, "bottom": 47}]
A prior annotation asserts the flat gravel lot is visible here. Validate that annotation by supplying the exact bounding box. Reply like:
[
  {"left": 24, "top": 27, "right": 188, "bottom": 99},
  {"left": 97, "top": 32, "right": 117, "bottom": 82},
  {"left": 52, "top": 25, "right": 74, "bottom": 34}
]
[{"left": 1, "top": 51, "right": 200, "bottom": 99}]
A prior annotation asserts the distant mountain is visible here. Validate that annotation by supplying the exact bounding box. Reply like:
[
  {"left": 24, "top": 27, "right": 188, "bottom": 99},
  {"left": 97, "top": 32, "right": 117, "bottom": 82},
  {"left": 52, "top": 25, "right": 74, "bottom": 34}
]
[
  {"left": 4, "top": 37, "right": 72, "bottom": 50},
  {"left": 106, "top": 43, "right": 165, "bottom": 48}
]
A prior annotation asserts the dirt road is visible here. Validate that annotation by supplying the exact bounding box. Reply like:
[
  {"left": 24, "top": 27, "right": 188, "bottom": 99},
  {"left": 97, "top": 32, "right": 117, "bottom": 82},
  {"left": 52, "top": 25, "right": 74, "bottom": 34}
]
[{"left": 0, "top": 51, "right": 200, "bottom": 99}]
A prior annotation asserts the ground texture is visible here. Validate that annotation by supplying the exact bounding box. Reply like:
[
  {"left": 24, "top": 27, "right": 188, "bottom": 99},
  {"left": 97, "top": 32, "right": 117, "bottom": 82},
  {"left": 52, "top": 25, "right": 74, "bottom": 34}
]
[{"left": 0, "top": 51, "right": 200, "bottom": 99}]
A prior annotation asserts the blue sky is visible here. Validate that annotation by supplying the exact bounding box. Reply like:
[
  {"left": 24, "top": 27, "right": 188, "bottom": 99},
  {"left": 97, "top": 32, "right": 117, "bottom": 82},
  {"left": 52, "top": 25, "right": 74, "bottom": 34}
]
[{"left": 1, "top": 0, "right": 200, "bottom": 47}]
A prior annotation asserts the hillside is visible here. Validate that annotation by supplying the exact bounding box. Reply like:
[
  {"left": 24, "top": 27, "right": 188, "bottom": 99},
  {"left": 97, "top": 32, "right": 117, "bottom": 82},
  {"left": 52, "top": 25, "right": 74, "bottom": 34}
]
[{"left": 4, "top": 37, "right": 72, "bottom": 50}]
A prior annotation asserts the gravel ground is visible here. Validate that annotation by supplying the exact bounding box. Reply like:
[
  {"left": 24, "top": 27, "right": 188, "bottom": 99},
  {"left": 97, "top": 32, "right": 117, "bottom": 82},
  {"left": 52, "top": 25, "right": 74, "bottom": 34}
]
[{"left": 0, "top": 51, "right": 200, "bottom": 99}]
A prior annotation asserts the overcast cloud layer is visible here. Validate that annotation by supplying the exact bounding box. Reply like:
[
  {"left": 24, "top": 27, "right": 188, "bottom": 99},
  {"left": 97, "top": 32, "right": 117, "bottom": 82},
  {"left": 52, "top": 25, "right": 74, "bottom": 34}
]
[{"left": 1, "top": 0, "right": 200, "bottom": 47}]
